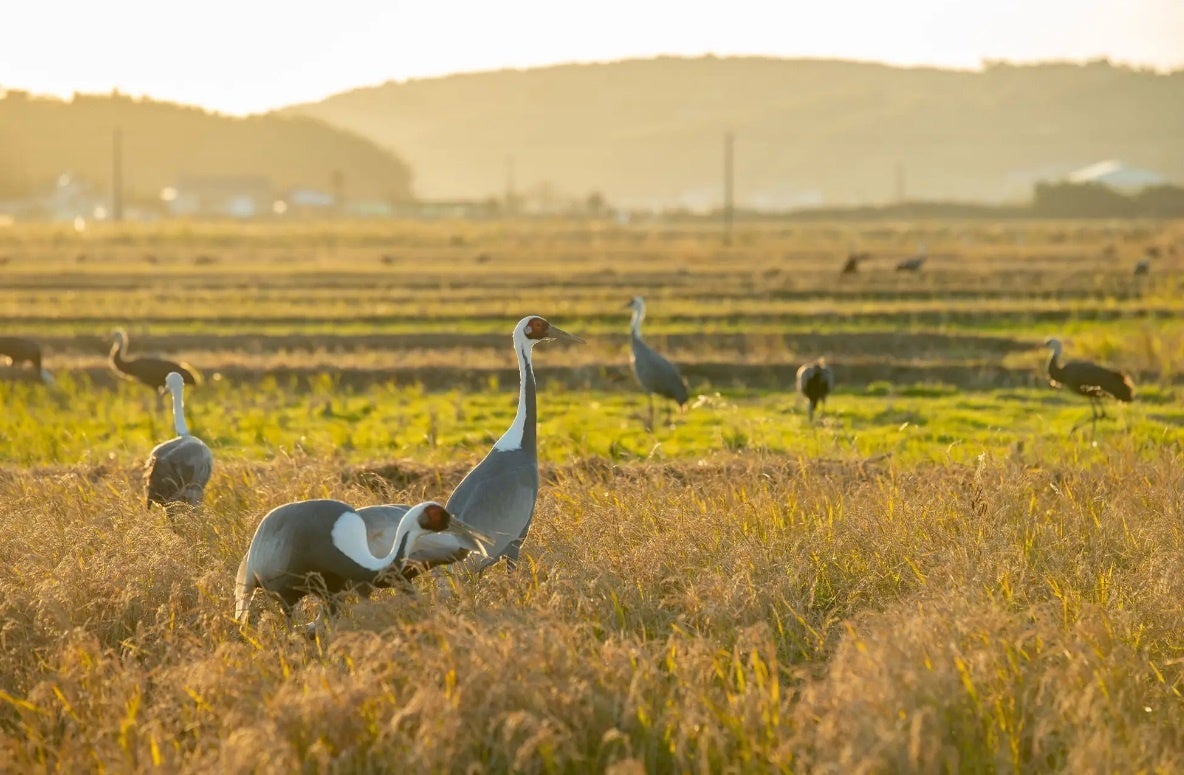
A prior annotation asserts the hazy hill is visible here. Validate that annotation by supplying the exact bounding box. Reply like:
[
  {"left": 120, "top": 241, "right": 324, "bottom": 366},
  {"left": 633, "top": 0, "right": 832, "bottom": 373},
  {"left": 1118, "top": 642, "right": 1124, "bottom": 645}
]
[
  {"left": 0, "top": 91, "right": 413, "bottom": 203},
  {"left": 286, "top": 57, "right": 1184, "bottom": 208}
]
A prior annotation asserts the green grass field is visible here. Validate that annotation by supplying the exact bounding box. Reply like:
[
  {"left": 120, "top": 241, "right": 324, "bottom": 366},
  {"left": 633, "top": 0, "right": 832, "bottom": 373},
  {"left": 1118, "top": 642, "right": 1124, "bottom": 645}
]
[{"left": 1, "top": 218, "right": 1183, "bottom": 772}]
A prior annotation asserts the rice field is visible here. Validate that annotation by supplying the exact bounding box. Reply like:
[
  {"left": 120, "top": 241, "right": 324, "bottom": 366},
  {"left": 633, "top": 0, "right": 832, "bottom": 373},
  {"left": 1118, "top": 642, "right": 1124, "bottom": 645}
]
[{"left": 1, "top": 217, "right": 1183, "bottom": 772}]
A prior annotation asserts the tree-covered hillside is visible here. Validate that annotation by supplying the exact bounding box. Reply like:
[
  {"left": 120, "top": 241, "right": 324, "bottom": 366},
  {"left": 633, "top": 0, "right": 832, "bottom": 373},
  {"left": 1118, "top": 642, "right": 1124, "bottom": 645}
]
[
  {"left": 286, "top": 57, "right": 1184, "bottom": 208},
  {"left": 0, "top": 91, "right": 413, "bottom": 203}
]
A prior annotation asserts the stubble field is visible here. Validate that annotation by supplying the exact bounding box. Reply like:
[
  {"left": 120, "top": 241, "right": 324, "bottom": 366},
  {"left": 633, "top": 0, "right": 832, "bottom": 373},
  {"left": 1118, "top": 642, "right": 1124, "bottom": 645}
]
[{"left": 1, "top": 218, "right": 1183, "bottom": 772}]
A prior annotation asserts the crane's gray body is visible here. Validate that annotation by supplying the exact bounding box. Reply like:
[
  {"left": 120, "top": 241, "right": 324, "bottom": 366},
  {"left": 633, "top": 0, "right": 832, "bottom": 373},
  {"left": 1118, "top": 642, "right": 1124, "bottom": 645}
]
[
  {"left": 145, "top": 372, "right": 212, "bottom": 508},
  {"left": 444, "top": 443, "right": 539, "bottom": 569},
  {"left": 236, "top": 499, "right": 401, "bottom": 616},
  {"left": 234, "top": 499, "right": 479, "bottom": 624},
  {"left": 627, "top": 297, "right": 689, "bottom": 406},
  {"left": 796, "top": 359, "right": 834, "bottom": 422},
  {"left": 145, "top": 435, "right": 212, "bottom": 507}
]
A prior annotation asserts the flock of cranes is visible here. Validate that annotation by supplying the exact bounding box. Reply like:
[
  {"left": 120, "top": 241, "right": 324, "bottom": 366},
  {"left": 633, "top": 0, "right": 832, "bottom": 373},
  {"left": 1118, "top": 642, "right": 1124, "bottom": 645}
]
[{"left": 2, "top": 299, "right": 1140, "bottom": 630}]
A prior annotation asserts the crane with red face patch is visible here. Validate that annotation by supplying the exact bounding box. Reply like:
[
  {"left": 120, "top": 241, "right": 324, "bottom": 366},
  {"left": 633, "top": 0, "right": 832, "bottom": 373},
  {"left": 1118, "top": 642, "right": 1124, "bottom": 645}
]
[
  {"left": 235, "top": 500, "right": 487, "bottom": 627},
  {"left": 1044, "top": 337, "right": 1135, "bottom": 434},
  {"left": 110, "top": 329, "right": 200, "bottom": 392},
  {"left": 419, "top": 315, "right": 584, "bottom": 572}
]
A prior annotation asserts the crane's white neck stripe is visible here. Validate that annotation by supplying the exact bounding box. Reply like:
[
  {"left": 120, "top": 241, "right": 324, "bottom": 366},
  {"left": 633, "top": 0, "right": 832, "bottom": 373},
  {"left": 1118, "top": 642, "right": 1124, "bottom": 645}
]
[
  {"left": 331, "top": 511, "right": 393, "bottom": 571},
  {"left": 630, "top": 304, "right": 645, "bottom": 336},
  {"left": 171, "top": 386, "right": 190, "bottom": 436},
  {"left": 494, "top": 341, "right": 533, "bottom": 451}
]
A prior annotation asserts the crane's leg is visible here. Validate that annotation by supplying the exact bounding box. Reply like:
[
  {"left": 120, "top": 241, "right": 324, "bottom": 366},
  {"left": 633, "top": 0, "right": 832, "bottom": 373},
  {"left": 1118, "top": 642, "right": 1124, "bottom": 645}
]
[{"left": 646, "top": 393, "right": 655, "bottom": 432}]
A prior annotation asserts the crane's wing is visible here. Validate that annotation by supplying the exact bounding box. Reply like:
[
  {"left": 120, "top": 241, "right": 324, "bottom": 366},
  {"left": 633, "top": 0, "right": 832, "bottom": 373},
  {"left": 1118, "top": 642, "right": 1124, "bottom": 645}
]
[
  {"left": 446, "top": 450, "right": 539, "bottom": 565},
  {"left": 631, "top": 338, "right": 688, "bottom": 404}
]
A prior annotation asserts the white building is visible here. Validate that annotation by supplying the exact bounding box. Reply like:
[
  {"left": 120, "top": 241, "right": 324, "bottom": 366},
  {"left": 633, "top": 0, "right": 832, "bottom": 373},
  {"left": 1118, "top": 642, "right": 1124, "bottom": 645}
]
[{"left": 1067, "top": 160, "right": 1167, "bottom": 192}]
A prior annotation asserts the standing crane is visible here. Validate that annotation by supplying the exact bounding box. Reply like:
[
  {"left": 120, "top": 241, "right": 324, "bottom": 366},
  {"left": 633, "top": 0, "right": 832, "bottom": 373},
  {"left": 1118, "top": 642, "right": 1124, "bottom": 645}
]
[
  {"left": 0, "top": 336, "right": 53, "bottom": 383},
  {"left": 438, "top": 315, "right": 582, "bottom": 571},
  {"left": 1044, "top": 337, "right": 1134, "bottom": 434},
  {"left": 110, "top": 329, "right": 200, "bottom": 392},
  {"left": 235, "top": 500, "right": 486, "bottom": 627},
  {"left": 145, "top": 372, "right": 213, "bottom": 510},
  {"left": 625, "top": 296, "right": 689, "bottom": 429},
  {"left": 796, "top": 358, "right": 834, "bottom": 422}
]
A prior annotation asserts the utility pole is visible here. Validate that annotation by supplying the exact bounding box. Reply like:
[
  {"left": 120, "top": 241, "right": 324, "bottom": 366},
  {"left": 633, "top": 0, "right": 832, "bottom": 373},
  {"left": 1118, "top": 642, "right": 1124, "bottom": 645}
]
[
  {"left": 505, "top": 154, "right": 517, "bottom": 215},
  {"left": 112, "top": 126, "right": 124, "bottom": 222},
  {"left": 723, "top": 131, "right": 734, "bottom": 245}
]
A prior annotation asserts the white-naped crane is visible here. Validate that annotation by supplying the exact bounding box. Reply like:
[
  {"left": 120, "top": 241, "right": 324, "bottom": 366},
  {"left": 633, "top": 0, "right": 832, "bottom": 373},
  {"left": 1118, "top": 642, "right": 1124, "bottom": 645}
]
[
  {"left": 0, "top": 336, "right": 53, "bottom": 384},
  {"left": 896, "top": 242, "right": 927, "bottom": 272},
  {"left": 437, "top": 315, "right": 583, "bottom": 571},
  {"left": 1044, "top": 337, "right": 1135, "bottom": 434},
  {"left": 625, "top": 296, "right": 689, "bottom": 429},
  {"left": 796, "top": 358, "right": 834, "bottom": 422},
  {"left": 235, "top": 500, "right": 487, "bottom": 627},
  {"left": 1134, "top": 257, "right": 1151, "bottom": 276},
  {"left": 145, "top": 371, "right": 213, "bottom": 510},
  {"left": 110, "top": 329, "right": 200, "bottom": 392}
]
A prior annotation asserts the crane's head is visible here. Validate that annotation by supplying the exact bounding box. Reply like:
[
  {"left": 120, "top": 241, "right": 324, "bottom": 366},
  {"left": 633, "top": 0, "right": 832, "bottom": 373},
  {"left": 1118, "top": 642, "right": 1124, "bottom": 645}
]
[
  {"left": 110, "top": 329, "right": 127, "bottom": 348},
  {"left": 397, "top": 501, "right": 491, "bottom": 562},
  {"left": 624, "top": 296, "right": 645, "bottom": 312},
  {"left": 1043, "top": 337, "right": 1063, "bottom": 354},
  {"left": 514, "top": 316, "right": 584, "bottom": 348},
  {"left": 165, "top": 371, "right": 186, "bottom": 394}
]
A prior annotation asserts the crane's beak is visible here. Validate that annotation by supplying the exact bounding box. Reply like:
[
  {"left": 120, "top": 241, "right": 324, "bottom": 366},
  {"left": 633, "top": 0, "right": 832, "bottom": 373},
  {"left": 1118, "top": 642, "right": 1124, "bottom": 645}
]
[
  {"left": 444, "top": 519, "right": 492, "bottom": 557},
  {"left": 544, "top": 325, "right": 584, "bottom": 345}
]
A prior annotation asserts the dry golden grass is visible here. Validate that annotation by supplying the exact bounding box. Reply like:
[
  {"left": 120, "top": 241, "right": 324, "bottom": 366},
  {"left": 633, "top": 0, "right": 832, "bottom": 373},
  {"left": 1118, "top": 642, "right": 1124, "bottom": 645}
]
[{"left": 2, "top": 447, "right": 1183, "bottom": 772}]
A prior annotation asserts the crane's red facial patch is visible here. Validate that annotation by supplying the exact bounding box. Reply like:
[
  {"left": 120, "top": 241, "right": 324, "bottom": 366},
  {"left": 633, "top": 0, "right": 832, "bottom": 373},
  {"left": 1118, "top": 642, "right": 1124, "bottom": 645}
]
[
  {"left": 419, "top": 503, "right": 451, "bottom": 531},
  {"left": 524, "top": 317, "right": 550, "bottom": 340}
]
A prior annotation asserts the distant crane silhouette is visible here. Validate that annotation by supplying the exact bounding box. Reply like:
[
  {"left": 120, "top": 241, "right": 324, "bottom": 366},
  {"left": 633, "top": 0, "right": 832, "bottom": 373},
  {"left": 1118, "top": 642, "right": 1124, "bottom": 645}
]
[
  {"left": 896, "top": 243, "right": 926, "bottom": 272},
  {"left": 625, "top": 296, "right": 689, "bottom": 429},
  {"left": 1044, "top": 337, "right": 1134, "bottom": 434},
  {"left": 0, "top": 336, "right": 53, "bottom": 383},
  {"left": 841, "top": 247, "right": 870, "bottom": 275},
  {"left": 796, "top": 359, "right": 834, "bottom": 422},
  {"left": 110, "top": 329, "right": 199, "bottom": 392},
  {"left": 1134, "top": 257, "right": 1151, "bottom": 276}
]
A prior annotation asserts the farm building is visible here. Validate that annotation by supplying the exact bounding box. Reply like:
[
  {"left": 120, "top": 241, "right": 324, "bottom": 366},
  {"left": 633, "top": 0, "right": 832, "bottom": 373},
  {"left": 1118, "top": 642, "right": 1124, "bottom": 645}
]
[{"left": 1067, "top": 160, "right": 1168, "bottom": 192}]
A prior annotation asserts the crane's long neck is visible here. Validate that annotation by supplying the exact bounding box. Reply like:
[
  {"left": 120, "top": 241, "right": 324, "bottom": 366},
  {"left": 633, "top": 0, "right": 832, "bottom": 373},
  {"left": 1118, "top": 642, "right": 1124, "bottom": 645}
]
[
  {"left": 110, "top": 338, "right": 127, "bottom": 369},
  {"left": 494, "top": 340, "right": 536, "bottom": 452},
  {"left": 171, "top": 387, "right": 190, "bottom": 436},
  {"left": 1047, "top": 344, "right": 1064, "bottom": 381},
  {"left": 332, "top": 511, "right": 418, "bottom": 572},
  {"left": 630, "top": 306, "right": 645, "bottom": 338}
]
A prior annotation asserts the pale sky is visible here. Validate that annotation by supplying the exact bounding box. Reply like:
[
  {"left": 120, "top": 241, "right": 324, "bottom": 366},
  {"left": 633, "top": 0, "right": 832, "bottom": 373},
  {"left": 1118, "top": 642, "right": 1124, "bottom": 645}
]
[{"left": 2, "top": 0, "right": 1182, "bottom": 115}]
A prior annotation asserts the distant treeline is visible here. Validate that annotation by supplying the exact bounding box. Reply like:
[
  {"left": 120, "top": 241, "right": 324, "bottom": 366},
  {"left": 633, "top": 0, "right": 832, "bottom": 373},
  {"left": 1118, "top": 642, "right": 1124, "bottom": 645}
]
[
  {"left": 688, "top": 183, "right": 1184, "bottom": 221},
  {"left": 0, "top": 91, "right": 413, "bottom": 202}
]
